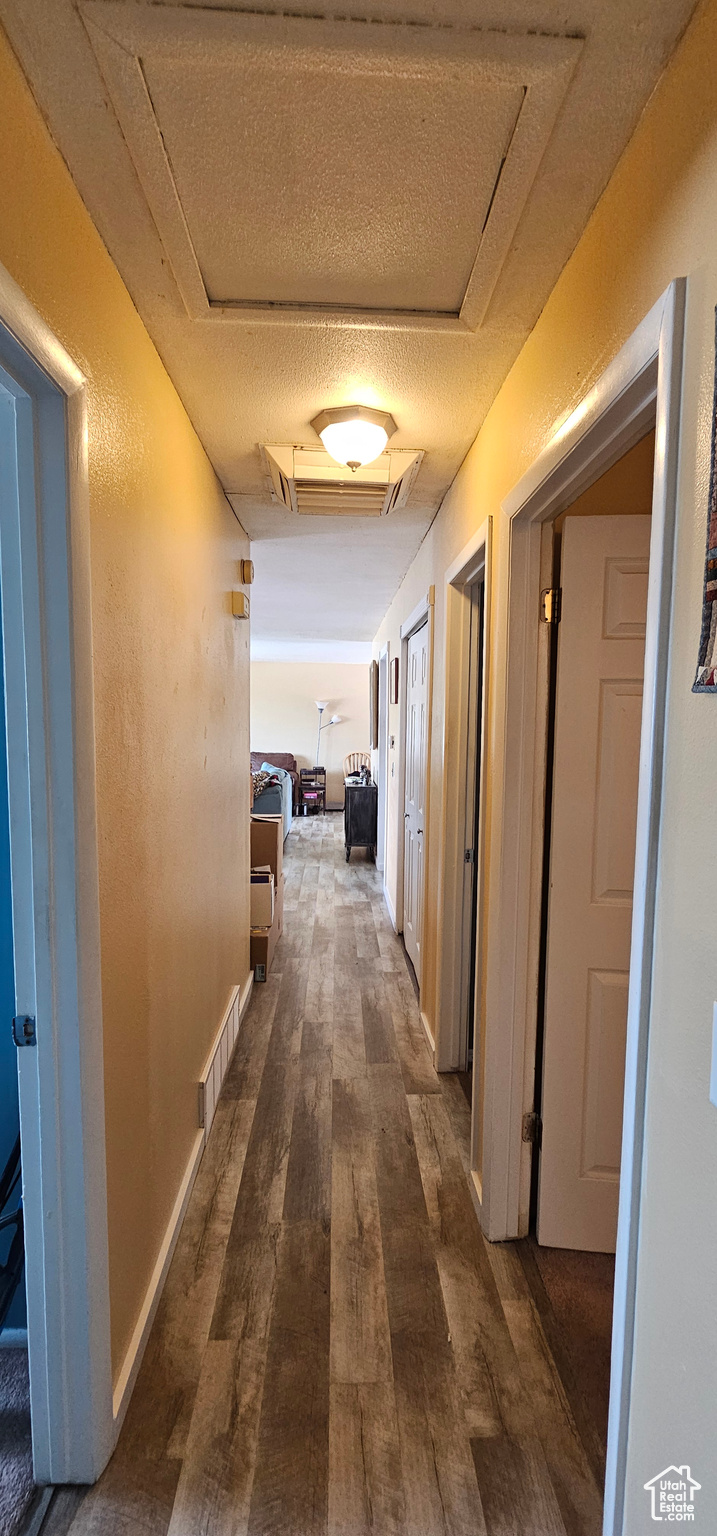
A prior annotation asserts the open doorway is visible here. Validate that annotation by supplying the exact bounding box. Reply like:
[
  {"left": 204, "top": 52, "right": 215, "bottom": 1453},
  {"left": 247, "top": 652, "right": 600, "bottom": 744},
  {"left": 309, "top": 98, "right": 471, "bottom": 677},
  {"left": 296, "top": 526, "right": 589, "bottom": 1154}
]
[
  {"left": 402, "top": 618, "right": 429, "bottom": 987},
  {"left": 0, "top": 610, "right": 31, "bottom": 1531},
  {"left": 520, "top": 430, "right": 655, "bottom": 1479},
  {"left": 456, "top": 578, "right": 485, "bottom": 1109},
  {"left": 0, "top": 271, "right": 114, "bottom": 1491}
]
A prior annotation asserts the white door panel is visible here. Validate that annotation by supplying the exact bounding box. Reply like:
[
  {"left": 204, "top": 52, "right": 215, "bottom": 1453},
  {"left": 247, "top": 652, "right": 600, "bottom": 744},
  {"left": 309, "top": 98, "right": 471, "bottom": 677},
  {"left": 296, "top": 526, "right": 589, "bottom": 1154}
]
[
  {"left": 538, "top": 514, "right": 650, "bottom": 1252},
  {"left": 403, "top": 622, "right": 428, "bottom": 980}
]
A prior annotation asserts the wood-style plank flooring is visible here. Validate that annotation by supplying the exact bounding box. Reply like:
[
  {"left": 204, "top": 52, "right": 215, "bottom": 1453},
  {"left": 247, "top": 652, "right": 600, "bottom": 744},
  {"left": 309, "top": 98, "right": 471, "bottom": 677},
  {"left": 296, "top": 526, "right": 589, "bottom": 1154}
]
[{"left": 47, "top": 814, "right": 605, "bottom": 1536}]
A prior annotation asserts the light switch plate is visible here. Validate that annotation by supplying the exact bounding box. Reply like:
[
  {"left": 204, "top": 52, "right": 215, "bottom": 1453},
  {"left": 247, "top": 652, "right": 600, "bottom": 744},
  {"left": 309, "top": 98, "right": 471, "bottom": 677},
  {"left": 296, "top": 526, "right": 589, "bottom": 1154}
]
[{"left": 710, "top": 1003, "right": 717, "bottom": 1109}]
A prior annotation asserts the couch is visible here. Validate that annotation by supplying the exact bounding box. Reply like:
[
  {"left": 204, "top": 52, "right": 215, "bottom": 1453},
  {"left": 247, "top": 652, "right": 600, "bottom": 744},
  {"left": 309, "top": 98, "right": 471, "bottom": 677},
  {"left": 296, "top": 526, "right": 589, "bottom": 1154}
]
[
  {"left": 251, "top": 752, "right": 301, "bottom": 813},
  {"left": 252, "top": 763, "right": 293, "bottom": 841}
]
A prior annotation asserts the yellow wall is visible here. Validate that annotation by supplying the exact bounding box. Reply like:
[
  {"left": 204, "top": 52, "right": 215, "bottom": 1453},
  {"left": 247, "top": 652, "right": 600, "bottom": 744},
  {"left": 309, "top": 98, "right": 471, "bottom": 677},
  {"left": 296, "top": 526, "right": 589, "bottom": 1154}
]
[
  {"left": 375, "top": 0, "right": 717, "bottom": 1515},
  {"left": 251, "top": 661, "right": 370, "bottom": 806},
  {"left": 555, "top": 428, "right": 655, "bottom": 524},
  {"left": 0, "top": 28, "right": 251, "bottom": 1378}
]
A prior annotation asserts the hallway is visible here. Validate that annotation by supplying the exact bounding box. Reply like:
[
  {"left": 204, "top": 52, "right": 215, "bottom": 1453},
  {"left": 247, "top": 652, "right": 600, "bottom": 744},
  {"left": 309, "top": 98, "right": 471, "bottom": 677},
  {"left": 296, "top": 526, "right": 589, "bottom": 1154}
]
[{"left": 53, "top": 816, "right": 603, "bottom": 1536}]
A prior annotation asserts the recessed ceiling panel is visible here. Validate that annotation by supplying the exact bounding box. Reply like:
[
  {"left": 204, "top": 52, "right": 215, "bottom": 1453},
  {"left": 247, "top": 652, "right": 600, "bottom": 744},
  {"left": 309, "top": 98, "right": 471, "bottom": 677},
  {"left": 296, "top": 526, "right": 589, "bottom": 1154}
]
[
  {"left": 143, "top": 58, "right": 522, "bottom": 313},
  {"left": 81, "top": 4, "right": 581, "bottom": 328}
]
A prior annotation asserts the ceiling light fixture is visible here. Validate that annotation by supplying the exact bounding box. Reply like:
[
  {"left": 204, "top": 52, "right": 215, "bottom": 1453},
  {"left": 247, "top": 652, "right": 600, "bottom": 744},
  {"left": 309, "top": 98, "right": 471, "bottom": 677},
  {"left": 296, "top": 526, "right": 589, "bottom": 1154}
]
[{"left": 310, "top": 405, "right": 397, "bottom": 471}]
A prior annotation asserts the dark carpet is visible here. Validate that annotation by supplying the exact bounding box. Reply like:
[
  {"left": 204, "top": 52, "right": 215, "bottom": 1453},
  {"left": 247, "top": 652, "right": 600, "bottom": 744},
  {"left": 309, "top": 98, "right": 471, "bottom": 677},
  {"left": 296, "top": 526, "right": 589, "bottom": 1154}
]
[
  {"left": 518, "top": 1235, "right": 615, "bottom": 1484},
  {"left": 0, "top": 1349, "right": 33, "bottom": 1536}
]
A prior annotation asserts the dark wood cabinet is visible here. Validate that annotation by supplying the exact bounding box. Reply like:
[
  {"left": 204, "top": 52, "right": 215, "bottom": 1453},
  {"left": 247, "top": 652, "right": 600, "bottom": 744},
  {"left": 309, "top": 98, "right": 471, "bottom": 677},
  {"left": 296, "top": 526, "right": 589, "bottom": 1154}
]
[{"left": 344, "top": 782, "right": 378, "bottom": 862}]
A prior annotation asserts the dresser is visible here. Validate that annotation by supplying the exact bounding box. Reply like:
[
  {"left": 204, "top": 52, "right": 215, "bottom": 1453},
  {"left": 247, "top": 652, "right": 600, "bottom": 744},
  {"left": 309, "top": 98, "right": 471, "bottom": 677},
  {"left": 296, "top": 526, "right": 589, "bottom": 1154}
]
[{"left": 344, "top": 781, "right": 378, "bottom": 862}]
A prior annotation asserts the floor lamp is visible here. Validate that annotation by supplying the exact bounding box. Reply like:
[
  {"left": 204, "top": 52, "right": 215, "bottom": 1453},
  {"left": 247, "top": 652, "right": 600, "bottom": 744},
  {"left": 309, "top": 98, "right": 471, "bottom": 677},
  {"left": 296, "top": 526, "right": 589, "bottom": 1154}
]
[{"left": 315, "top": 700, "right": 341, "bottom": 766}]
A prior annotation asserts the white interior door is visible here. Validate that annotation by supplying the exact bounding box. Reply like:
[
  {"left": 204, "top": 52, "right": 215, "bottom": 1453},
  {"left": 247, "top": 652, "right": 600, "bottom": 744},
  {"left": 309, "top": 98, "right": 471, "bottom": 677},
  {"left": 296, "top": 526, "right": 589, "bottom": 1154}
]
[
  {"left": 538, "top": 513, "right": 650, "bottom": 1251},
  {"left": 403, "top": 621, "right": 428, "bottom": 982}
]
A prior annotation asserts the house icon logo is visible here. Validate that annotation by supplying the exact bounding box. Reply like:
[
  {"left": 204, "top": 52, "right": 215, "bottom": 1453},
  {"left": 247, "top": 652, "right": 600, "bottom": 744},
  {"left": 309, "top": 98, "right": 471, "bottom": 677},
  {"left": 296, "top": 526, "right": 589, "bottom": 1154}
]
[{"left": 644, "top": 1466, "right": 701, "bottom": 1521}]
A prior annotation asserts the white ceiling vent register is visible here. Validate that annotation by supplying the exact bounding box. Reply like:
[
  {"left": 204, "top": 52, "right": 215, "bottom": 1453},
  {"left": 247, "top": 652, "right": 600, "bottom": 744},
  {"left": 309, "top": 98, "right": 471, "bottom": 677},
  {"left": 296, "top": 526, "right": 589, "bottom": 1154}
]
[{"left": 262, "top": 446, "right": 424, "bottom": 517}]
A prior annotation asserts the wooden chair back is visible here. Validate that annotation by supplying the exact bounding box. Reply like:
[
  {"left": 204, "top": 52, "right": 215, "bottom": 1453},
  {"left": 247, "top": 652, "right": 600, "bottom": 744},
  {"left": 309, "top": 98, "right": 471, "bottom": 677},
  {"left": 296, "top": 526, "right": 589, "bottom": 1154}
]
[{"left": 343, "top": 752, "right": 371, "bottom": 778}]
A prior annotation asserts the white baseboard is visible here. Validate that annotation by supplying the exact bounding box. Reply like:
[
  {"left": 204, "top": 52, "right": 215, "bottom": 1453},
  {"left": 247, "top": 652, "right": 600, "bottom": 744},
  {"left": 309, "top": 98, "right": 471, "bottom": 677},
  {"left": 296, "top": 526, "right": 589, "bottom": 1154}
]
[
  {"left": 112, "top": 970, "right": 253, "bottom": 1431},
  {"left": 0, "top": 1327, "right": 28, "bottom": 1348},
  {"left": 112, "top": 1126, "right": 204, "bottom": 1429},
  {"left": 469, "top": 1167, "right": 484, "bottom": 1228},
  {"left": 383, "top": 882, "right": 397, "bottom": 931},
  {"left": 420, "top": 1009, "right": 436, "bottom": 1060},
  {"left": 198, "top": 971, "right": 253, "bottom": 1138}
]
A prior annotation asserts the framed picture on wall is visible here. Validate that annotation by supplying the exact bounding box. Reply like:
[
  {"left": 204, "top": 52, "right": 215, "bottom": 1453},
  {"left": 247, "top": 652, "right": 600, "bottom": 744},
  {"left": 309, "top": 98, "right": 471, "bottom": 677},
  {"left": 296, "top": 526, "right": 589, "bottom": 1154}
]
[
  {"left": 390, "top": 656, "right": 399, "bottom": 705},
  {"left": 369, "top": 660, "right": 379, "bottom": 749}
]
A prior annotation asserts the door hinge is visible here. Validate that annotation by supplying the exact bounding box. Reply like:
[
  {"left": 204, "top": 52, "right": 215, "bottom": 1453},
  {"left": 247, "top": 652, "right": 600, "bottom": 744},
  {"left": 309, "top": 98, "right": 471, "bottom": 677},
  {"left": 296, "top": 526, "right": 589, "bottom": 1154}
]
[
  {"left": 540, "top": 587, "right": 561, "bottom": 625},
  {"left": 464, "top": 847, "right": 475, "bottom": 865},
  {"left": 12, "top": 1014, "right": 36, "bottom": 1047},
  {"left": 522, "top": 1110, "right": 542, "bottom": 1146}
]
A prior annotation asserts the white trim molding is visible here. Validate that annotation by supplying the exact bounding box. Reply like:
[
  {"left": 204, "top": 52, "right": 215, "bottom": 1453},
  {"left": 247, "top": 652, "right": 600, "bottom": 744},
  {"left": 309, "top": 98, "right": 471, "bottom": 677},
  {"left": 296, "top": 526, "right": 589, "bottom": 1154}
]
[
  {"left": 485, "top": 280, "right": 685, "bottom": 1536},
  {"left": 383, "top": 881, "right": 397, "bottom": 932},
  {"left": 605, "top": 280, "right": 686, "bottom": 1536},
  {"left": 0, "top": 260, "right": 112, "bottom": 1482},
  {"left": 198, "top": 973, "right": 253, "bottom": 1138},
  {"left": 111, "top": 1128, "right": 204, "bottom": 1429},
  {"left": 113, "top": 969, "right": 253, "bottom": 1429},
  {"left": 444, "top": 521, "right": 491, "bottom": 589},
  {"left": 435, "top": 519, "right": 491, "bottom": 1074},
  {"left": 375, "top": 643, "right": 390, "bottom": 876},
  {"left": 420, "top": 1010, "right": 436, "bottom": 1056},
  {"left": 399, "top": 588, "right": 434, "bottom": 642}
]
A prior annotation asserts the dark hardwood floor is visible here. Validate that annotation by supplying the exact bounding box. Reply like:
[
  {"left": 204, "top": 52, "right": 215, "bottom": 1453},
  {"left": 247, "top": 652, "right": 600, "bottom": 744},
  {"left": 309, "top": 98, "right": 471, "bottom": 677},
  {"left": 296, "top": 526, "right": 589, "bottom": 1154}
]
[{"left": 43, "top": 813, "right": 605, "bottom": 1536}]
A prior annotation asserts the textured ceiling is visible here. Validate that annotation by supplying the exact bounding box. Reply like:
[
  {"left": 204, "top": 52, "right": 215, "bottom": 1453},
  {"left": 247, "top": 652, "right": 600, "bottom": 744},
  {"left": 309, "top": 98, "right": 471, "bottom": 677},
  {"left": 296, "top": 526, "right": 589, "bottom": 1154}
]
[{"left": 0, "top": 0, "right": 696, "bottom": 640}]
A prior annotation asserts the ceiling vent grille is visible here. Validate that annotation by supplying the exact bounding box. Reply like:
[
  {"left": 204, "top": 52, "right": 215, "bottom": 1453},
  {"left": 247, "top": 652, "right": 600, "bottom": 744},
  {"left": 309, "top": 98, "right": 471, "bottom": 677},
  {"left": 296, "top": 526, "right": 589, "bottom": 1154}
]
[{"left": 262, "top": 445, "right": 423, "bottom": 516}]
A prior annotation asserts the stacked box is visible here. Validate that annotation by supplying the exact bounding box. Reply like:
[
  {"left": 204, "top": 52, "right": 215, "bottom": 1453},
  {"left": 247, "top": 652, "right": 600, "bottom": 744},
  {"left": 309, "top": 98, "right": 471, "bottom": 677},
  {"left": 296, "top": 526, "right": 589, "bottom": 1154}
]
[{"left": 250, "top": 815, "right": 284, "bottom": 980}]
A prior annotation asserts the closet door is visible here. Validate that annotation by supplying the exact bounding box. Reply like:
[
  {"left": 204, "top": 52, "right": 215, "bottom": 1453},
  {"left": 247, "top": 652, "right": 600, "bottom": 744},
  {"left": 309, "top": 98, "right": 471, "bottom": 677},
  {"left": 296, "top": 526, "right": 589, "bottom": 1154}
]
[{"left": 538, "top": 514, "right": 650, "bottom": 1251}]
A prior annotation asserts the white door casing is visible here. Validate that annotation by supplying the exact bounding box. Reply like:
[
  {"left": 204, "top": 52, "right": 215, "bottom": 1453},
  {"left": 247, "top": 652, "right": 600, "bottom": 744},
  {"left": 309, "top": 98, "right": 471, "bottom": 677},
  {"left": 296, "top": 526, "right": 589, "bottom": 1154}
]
[
  {"left": 403, "top": 620, "right": 428, "bottom": 980},
  {"left": 0, "top": 263, "right": 113, "bottom": 1482},
  {"left": 461, "top": 580, "right": 485, "bottom": 1072},
  {"left": 538, "top": 514, "right": 650, "bottom": 1251},
  {"left": 376, "top": 645, "right": 388, "bottom": 874},
  {"left": 435, "top": 519, "right": 491, "bottom": 1081},
  {"left": 456, "top": 279, "right": 683, "bottom": 1536}
]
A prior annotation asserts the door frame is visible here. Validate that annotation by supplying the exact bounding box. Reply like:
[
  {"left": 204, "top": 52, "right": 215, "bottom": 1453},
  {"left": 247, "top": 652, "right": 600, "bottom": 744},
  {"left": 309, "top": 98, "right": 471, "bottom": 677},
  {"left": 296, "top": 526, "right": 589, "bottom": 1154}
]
[
  {"left": 396, "top": 589, "right": 434, "bottom": 1014},
  {"left": 435, "top": 519, "right": 491, "bottom": 1074},
  {"left": 0, "top": 261, "right": 113, "bottom": 1481},
  {"left": 483, "top": 279, "right": 685, "bottom": 1536},
  {"left": 376, "top": 642, "right": 389, "bottom": 874}
]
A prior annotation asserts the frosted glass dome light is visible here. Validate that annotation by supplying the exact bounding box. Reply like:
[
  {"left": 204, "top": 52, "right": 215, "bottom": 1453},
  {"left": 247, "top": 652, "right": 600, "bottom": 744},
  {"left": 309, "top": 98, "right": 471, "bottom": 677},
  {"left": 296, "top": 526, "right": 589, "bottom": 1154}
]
[
  {"left": 310, "top": 406, "right": 397, "bottom": 471},
  {"left": 319, "top": 418, "right": 388, "bottom": 469}
]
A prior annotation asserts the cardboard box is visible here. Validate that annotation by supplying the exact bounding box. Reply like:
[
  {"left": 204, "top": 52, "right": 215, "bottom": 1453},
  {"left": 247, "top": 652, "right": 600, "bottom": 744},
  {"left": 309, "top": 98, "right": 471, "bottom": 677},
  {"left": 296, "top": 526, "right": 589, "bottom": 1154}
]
[
  {"left": 250, "top": 815, "right": 283, "bottom": 883},
  {"left": 250, "top": 870, "right": 274, "bottom": 928},
  {"left": 251, "top": 874, "right": 284, "bottom": 981}
]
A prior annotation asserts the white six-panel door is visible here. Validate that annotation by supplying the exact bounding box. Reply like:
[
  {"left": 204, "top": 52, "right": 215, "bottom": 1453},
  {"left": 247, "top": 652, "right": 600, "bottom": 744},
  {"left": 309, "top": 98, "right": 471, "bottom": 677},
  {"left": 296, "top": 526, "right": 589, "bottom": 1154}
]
[
  {"left": 538, "top": 514, "right": 650, "bottom": 1252},
  {"left": 403, "top": 621, "right": 428, "bottom": 981}
]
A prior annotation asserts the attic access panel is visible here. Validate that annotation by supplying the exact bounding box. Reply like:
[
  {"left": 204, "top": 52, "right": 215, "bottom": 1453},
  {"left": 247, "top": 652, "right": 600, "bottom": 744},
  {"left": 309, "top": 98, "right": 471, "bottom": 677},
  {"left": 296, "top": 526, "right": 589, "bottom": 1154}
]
[{"left": 81, "top": 4, "right": 582, "bottom": 331}]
